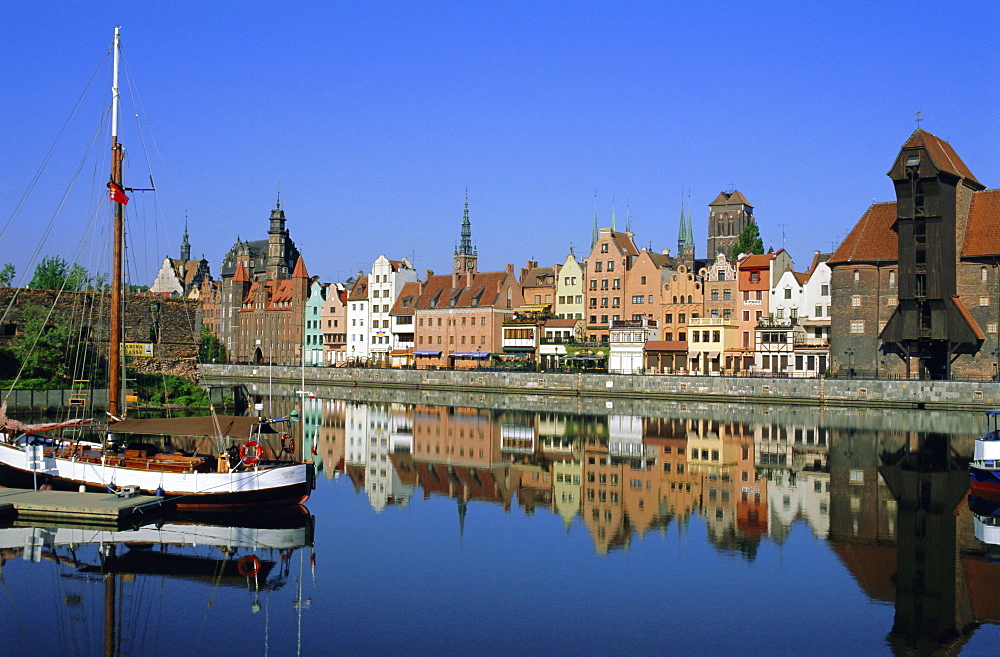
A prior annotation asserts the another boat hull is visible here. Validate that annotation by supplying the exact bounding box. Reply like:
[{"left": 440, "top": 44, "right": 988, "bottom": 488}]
[
  {"left": 969, "top": 465, "right": 1000, "bottom": 493},
  {"left": 0, "top": 443, "right": 315, "bottom": 508}
]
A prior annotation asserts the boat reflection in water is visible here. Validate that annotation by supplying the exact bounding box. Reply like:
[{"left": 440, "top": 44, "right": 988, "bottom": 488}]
[{"left": 0, "top": 508, "right": 315, "bottom": 656}]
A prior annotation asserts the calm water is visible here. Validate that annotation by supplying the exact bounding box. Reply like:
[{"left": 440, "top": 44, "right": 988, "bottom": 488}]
[{"left": 2, "top": 390, "right": 1000, "bottom": 656}]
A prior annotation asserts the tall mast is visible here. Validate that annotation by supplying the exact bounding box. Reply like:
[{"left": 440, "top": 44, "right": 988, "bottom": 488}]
[{"left": 108, "top": 26, "right": 123, "bottom": 419}]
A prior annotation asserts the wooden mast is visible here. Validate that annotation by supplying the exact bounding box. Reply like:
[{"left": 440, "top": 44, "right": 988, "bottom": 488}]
[{"left": 108, "top": 26, "right": 123, "bottom": 419}]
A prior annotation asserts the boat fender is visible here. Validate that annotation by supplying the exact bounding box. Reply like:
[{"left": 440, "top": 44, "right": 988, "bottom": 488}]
[
  {"left": 240, "top": 441, "right": 262, "bottom": 465},
  {"left": 155, "top": 486, "right": 164, "bottom": 498},
  {"left": 237, "top": 555, "right": 262, "bottom": 577},
  {"left": 281, "top": 434, "right": 295, "bottom": 454},
  {"left": 107, "top": 483, "right": 116, "bottom": 494}
]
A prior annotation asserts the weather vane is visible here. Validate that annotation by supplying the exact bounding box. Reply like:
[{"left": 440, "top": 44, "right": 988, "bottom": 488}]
[{"left": 915, "top": 109, "right": 923, "bottom": 127}]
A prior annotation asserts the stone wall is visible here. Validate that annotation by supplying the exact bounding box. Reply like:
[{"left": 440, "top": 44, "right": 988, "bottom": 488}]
[
  {"left": 0, "top": 288, "right": 200, "bottom": 381},
  {"left": 199, "top": 364, "right": 1000, "bottom": 411}
]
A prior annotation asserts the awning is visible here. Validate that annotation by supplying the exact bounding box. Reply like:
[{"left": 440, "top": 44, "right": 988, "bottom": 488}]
[
  {"left": 413, "top": 350, "right": 442, "bottom": 356},
  {"left": 502, "top": 346, "right": 535, "bottom": 353},
  {"left": 390, "top": 349, "right": 412, "bottom": 356},
  {"left": 449, "top": 352, "right": 491, "bottom": 358},
  {"left": 707, "top": 351, "right": 721, "bottom": 359}
]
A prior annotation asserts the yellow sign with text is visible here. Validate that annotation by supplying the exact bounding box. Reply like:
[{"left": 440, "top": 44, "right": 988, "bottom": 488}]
[{"left": 124, "top": 343, "right": 154, "bottom": 357}]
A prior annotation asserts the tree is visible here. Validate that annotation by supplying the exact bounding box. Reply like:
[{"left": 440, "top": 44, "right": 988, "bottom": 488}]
[
  {"left": 10, "top": 304, "right": 73, "bottom": 381},
  {"left": 199, "top": 326, "right": 227, "bottom": 363},
  {"left": 28, "top": 256, "right": 101, "bottom": 290},
  {"left": 0, "top": 263, "right": 14, "bottom": 286},
  {"left": 731, "top": 222, "right": 764, "bottom": 259}
]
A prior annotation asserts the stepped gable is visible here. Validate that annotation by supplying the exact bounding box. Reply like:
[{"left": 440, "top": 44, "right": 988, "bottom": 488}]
[
  {"left": 961, "top": 189, "right": 1000, "bottom": 258},
  {"left": 897, "top": 129, "right": 980, "bottom": 186},
  {"left": 828, "top": 202, "right": 898, "bottom": 265}
]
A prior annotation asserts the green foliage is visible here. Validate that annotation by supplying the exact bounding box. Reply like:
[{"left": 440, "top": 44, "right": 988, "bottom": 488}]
[
  {"left": 199, "top": 327, "right": 227, "bottom": 363},
  {"left": 11, "top": 304, "right": 73, "bottom": 381},
  {"left": 0, "top": 263, "right": 15, "bottom": 286},
  {"left": 134, "top": 373, "right": 210, "bottom": 407},
  {"left": 730, "top": 222, "right": 764, "bottom": 259},
  {"left": 29, "top": 256, "right": 103, "bottom": 291}
]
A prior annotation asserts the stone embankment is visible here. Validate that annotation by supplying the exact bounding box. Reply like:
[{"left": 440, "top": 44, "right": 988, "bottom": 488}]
[{"left": 199, "top": 364, "right": 1000, "bottom": 412}]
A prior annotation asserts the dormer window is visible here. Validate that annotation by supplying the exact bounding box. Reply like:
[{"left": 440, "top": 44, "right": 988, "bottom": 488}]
[{"left": 905, "top": 154, "right": 920, "bottom": 167}]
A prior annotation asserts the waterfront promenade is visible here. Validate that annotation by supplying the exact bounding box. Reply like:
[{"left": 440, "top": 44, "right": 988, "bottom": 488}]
[{"left": 199, "top": 364, "right": 1000, "bottom": 412}]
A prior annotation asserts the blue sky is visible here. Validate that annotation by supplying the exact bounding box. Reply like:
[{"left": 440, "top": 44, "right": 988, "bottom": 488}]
[{"left": 2, "top": 2, "right": 998, "bottom": 285}]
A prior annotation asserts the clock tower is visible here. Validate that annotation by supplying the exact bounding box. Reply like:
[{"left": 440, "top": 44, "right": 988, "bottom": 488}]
[{"left": 454, "top": 189, "right": 477, "bottom": 274}]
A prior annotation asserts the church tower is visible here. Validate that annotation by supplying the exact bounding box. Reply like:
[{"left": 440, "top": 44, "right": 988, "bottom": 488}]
[
  {"left": 454, "top": 190, "right": 477, "bottom": 275},
  {"left": 266, "top": 199, "right": 289, "bottom": 280},
  {"left": 707, "top": 190, "right": 754, "bottom": 259},
  {"left": 180, "top": 218, "right": 191, "bottom": 263}
]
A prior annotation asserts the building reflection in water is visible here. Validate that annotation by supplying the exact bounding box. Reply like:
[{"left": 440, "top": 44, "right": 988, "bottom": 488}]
[{"left": 298, "top": 394, "right": 1000, "bottom": 652}]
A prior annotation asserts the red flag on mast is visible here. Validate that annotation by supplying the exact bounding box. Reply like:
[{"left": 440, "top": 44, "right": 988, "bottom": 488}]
[{"left": 108, "top": 181, "right": 130, "bottom": 205}]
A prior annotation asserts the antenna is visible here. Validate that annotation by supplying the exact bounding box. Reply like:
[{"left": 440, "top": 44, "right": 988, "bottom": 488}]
[
  {"left": 915, "top": 109, "right": 923, "bottom": 128},
  {"left": 777, "top": 223, "right": 787, "bottom": 249}
]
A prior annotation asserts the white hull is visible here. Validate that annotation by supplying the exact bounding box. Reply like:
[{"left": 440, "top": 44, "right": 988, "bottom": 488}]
[{"left": 0, "top": 441, "right": 313, "bottom": 506}]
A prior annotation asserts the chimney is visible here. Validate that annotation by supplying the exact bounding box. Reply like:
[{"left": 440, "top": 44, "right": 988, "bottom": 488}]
[{"left": 425, "top": 269, "right": 434, "bottom": 281}]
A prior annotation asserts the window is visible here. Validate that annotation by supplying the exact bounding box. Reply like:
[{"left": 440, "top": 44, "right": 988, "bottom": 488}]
[
  {"left": 594, "top": 262, "right": 603, "bottom": 272},
  {"left": 849, "top": 469, "right": 864, "bottom": 484},
  {"left": 612, "top": 279, "right": 621, "bottom": 289},
  {"left": 815, "top": 305, "right": 823, "bottom": 317},
  {"left": 981, "top": 297, "right": 990, "bottom": 307},
  {"left": 850, "top": 320, "right": 864, "bottom": 334},
  {"left": 665, "top": 313, "right": 673, "bottom": 323},
  {"left": 983, "top": 267, "right": 989, "bottom": 283},
  {"left": 852, "top": 295, "right": 861, "bottom": 307},
  {"left": 607, "top": 261, "right": 615, "bottom": 271},
  {"left": 640, "top": 276, "right": 646, "bottom": 284},
  {"left": 821, "top": 284, "right": 829, "bottom": 296},
  {"left": 679, "top": 313, "right": 686, "bottom": 323},
  {"left": 723, "top": 309, "right": 731, "bottom": 319},
  {"left": 612, "top": 297, "right": 620, "bottom": 308},
  {"left": 711, "top": 290, "right": 719, "bottom": 301},
  {"left": 990, "top": 323, "right": 998, "bottom": 334},
  {"left": 590, "top": 280, "right": 597, "bottom": 290},
  {"left": 743, "top": 311, "right": 750, "bottom": 321},
  {"left": 632, "top": 295, "right": 644, "bottom": 304},
  {"left": 601, "top": 243, "right": 609, "bottom": 253},
  {"left": 889, "top": 270, "right": 896, "bottom": 287},
  {"left": 853, "top": 270, "right": 860, "bottom": 283},
  {"left": 590, "top": 298, "right": 597, "bottom": 307},
  {"left": 717, "top": 270, "right": 725, "bottom": 281},
  {"left": 723, "top": 289, "right": 731, "bottom": 300},
  {"left": 750, "top": 271, "right": 760, "bottom": 283},
  {"left": 693, "top": 332, "right": 700, "bottom": 342},
  {"left": 713, "top": 330, "right": 720, "bottom": 342}
]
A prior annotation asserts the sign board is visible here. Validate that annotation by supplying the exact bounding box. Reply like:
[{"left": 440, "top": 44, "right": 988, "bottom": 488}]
[{"left": 124, "top": 343, "right": 154, "bottom": 357}]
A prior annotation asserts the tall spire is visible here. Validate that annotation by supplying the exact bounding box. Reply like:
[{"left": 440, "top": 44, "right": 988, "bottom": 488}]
[
  {"left": 457, "top": 188, "right": 474, "bottom": 256},
  {"left": 625, "top": 202, "right": 632, "bottom": 234},
  {"left": 180, "top": 212, "right": 191, "bottom": 262},
  {"left": 677, "top": 195, "right": 686, "bottom": 255},
  {"left": 591, "top": 190, "right": 598, "bottom": 251},
  {"left": 611, "top": 197, "right": 617, "bottom": 231}
]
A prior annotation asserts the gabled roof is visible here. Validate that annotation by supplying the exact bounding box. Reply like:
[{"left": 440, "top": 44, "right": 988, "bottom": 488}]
[
  {"left": 739, "top": 254, "right": 774, "bottom": 269},
  {"left": 793, "top": 272, "right": 809, "bottom": 285},
  {"left": 899, "top": 129, "right": 980, "bottom": 186},
  {"left": 611, "top": 231, "right": 639, "bottom": 256},
  {"left": 961, "top": 189, "right": 1000, "bottom": 258},
  {"left": 828, "top": 202, "right": 898, "bottom": 265},
  {"left": 415, "top": 271, "right": 511, "bottom": 310},
  {"left": 390, "top": 281, "right": 422, "bottom": 315},
  {"left": 348, "top": 276, "right": 368, "bottom": 301},
  {"left": 232, "top": 261, "right": 249, "bottom": 282},
  {"left": 521, "top": 266, "right": 555, "bottom": 286},
  {"left": 709, "top": 190, "right": 753, "bottom": 208},
  {"left": 291, "top": 256, "right": 309, "bottom": 279}
]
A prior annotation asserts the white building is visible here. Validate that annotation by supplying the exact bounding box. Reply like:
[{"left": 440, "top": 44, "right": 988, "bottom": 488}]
[
  {"left": 367, "top": 256, "right": 418, "bottom": 365},
  {"left": 608, "top": 318, "right": 658, "bottom": 374}
]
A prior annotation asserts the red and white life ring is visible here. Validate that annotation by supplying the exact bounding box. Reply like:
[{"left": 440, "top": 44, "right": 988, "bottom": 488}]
[
  {"left": 239, "top": 440, "right": 262, "bottom": 465},
  {"left": 237, "top": 555, "right": 261, "bottom": 577}
]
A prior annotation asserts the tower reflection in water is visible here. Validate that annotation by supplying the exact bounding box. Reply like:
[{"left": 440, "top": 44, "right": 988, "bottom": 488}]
[{"left": 284, "top": 391, "right": 1000, "bottom": 653}]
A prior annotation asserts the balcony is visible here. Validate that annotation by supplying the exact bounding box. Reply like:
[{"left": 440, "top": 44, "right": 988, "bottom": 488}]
[
  {"left": 689, "top": 317, "right": 733, "bottom": 326},
  {"left": 610, "top": 319, "right": 657, "bottom": 328}
]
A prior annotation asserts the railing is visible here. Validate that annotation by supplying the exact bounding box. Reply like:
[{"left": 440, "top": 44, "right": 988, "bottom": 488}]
[
  {"left": 689, "top": 317, "right": 734, "bottom": 326},
  {"left": 610, "top": 319, "right": 657, "bottom": 328}
]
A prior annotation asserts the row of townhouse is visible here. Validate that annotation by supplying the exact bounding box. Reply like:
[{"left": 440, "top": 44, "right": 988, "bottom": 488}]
[{"left": 191, "top": 129, "right": 1000, "bottom": 380}]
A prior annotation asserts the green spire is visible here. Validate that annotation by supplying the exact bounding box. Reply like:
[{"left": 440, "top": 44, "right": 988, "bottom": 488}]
[
  {"left": 677, "top": 198, "right": 686, "bottom": 255},
  {"left": 611, "top": 197, "right": 617, "bottom": 231},
  {"left": 591, "top": 190, "right": 598, "bottom": 251}
]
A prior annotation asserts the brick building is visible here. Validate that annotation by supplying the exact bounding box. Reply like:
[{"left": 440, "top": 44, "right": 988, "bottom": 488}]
[{"left": 830, "top": 129, "right": 999, "bottom": 379}]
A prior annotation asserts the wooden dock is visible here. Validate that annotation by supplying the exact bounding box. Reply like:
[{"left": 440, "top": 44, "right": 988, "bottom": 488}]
[{"left": 0, "top": 488, "right": 173, "bottom": 527}]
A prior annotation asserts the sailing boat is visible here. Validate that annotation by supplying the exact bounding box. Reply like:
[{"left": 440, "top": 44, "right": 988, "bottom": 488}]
[{"left": 0, "top": 27, "right": 314, "bottom": 508}]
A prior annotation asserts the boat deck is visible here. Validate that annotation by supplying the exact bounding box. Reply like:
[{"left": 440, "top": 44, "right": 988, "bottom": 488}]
[{"left": 0, "top": 488, "right": 173, "bottom": 528}]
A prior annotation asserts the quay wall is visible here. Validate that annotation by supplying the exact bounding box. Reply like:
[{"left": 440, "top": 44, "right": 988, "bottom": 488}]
[{"left": 199, "top": 364, "right": 1000, "bottom": 412}]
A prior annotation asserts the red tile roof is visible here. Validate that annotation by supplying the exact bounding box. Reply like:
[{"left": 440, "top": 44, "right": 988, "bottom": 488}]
[
  {"left": 232, "top": 261, "right": 249, "bottom": 282},
  {"left": 645, "top": 340, "right": 687, "bottom": 352},
  {"left": 291, "top": 256, "right": 309, "bottom": 279},
  {"left": 415, "top": 271, "right": 511, "bottom": 309},
  {"left": 390, "top": 281, "right": 422, "bottom": 315},
  {"left": 348, "top": 276, "right": 368, "bottom": 301},
  {"left": 962, "top": 189, "right": 1000, "bottom": 258},
  {"left": 739, "top": 254, "right": 774, "bottom": 269},
  {"left": 828, "top": 202, "right": 898, "bottom": 265},
  {"left": 900, "top": 129, "right": 980, "bottom": 186}
]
